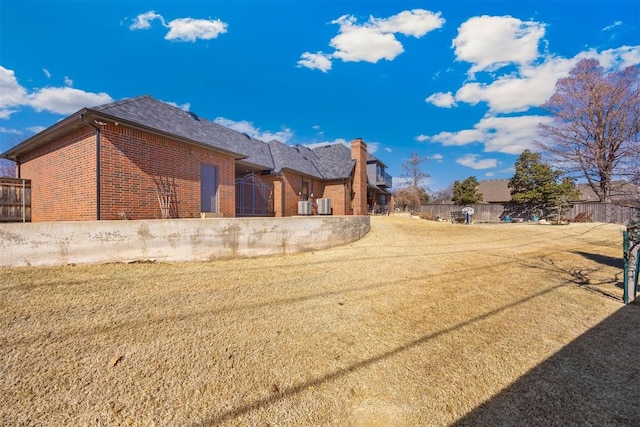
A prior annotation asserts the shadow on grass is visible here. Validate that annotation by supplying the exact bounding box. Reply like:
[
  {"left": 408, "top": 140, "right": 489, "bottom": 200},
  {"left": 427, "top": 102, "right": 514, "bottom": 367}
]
[
  {"left": 572, "top": 250, "right": 624, "bottom": 269},
  {"left": 192, "top": 284, "right": 565, "bottom": 426},
  {"left": 453, "top": 303, "right": 640, "bottom": 426}
]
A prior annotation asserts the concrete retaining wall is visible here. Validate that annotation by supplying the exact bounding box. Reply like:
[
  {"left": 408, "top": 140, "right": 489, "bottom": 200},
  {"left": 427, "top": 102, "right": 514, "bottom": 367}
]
[{"left": 0, "top": 216, "right": 370, "bottom": 267}]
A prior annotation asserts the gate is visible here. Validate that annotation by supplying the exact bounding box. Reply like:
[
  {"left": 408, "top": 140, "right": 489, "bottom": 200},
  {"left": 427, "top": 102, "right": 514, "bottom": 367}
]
[{"left": 235, "top": 173, "right": 273, "bottom": 216}]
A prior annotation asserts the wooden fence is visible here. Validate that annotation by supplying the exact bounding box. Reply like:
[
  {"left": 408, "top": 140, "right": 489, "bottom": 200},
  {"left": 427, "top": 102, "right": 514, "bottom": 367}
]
[
  {"left": 417, "top": 202, "right": 639, "bottom": 224},
  {"left": 0, "top": 178, "right": 31, "bottom": 222}
]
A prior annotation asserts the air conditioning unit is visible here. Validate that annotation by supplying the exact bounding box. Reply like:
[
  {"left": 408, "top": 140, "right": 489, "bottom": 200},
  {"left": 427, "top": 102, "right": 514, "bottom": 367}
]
[
  {"left": 297, "top": 201, "right": 312, "bottom": 215},
  {"left": 317, "top": 198, "right": 331, "bottom": 215}
]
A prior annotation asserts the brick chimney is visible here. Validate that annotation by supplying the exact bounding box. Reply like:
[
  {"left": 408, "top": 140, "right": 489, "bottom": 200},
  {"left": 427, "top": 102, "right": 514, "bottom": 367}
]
[{"left": 350, "top": 138, "right": 368, "bottom": 216}]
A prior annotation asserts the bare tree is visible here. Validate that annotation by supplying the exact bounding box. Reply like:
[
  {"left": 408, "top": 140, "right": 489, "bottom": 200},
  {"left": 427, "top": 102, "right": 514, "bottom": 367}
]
[
  {"left": 0, "top": 158, "right": 16, "bottom": 178},
  {"left": 538, "top": 58, "right": 640, "bottom": 202},
  {"left": 430, "top": 184, "right": 454, "bottom": 203},
  {"left": 400, "top": 152, "right": 430, "bottom": 203}
]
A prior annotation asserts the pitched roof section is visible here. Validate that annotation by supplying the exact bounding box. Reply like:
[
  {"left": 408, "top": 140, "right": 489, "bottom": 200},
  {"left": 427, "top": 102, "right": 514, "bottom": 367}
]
[
  {"left": 3, "top": 95, "right": 374, "bottom": 180},
  {"left": 312, "top": 143, "right": 355, "bottom": 179},
  {"left": 367, "top": 152, "right": 387, "bottom": 168},
  {"left": 90, "top": 95, "right": 275, "bottom": 170},
  {"left": 267, "top": 141, "right": 355, "bottom": 180},
  {"left": 477, "top": 179, "right": 512, "bottom": 203},
  {"left": 268, "top": 141, "right": 323, "bottom": 179}
]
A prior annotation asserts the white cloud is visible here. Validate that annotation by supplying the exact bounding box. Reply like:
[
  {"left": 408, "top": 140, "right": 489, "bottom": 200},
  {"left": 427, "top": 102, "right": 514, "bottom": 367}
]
[
  {"left": 299, "top": 9, "right": 444, "bottom": 70},
  {"left": 367, "top": 142, "right": 379, "bottom": 153},
  {"left": 0, "top": 66, "right": 27, "bottom": 119},
  {"left": 0, "top": 109, "right": 18, "bottom": 119},
  {"left": 64, "top": 76, "right": 73, "bottom": 87},
  {"left": 455, "top": 55, "right": 575, "bottom": 113},
  {"left": 166, "top": 17, "right": 228, "bottom": 42},
  {"left": 28, "top": 87, "right": 113, "bottom": 115},
  {"left": 478, "top": 115, "right": 553, "bottom": 153},
  {"left": 425, "top": 91, "right": 456, "bottom": 108},
  {"left": 427, "top": 128, "right": 485, "bottom": 147},
  {"left": 602, "top": 21, "right": 622, "bottom": 32},
  {"left": 415, "top": 134, "right": 429, "bottom": 142},
  {"left": 297, "top": 52, "right": 333, "bottom": 72},
  {"left": 384, "top": 147, "right": 392, "bottom": 153},
  {"left": 164, "top": 100, "right": 191, "bottom": 111},
  {"left": 453, "top": 15, "right": 545, "bottom": 75},
  {"left": 429, "top": 153, "right": 444, "bottom": 162},
  {"left": 577, "top": 46, "right": 640, "bottom": 70},
  {"left": 130, "top": 11, "right": 228, "bottom": 42},
  {"left": 214, "top": 117, "right": 293, "bottom": 143},
  {"left": 130, "top": 11, "right": 165, "bottom": 30},
  {"left": 456, "top": 154, "right": 497, "bottom": 169},
  {"left": 42, "top": 68, "right": 51, "bottom": 79},
  {"left": 448, "top": 44, "right": 640, "bottom": 114},
  {"left": 372, "top": 9, "right": 445, "bottom": 37},
  {"left": 485, "top": 172, "right": 495, "bottom": 177},
  {"left": 425, "top": 114, "right": 554, "bottom": 154},
  {"left": 27, "top": 126, "right": 46, "bottom": 134},
  {"left": 0, "top": 127, "right": 22, "bottom": 135},
  {"left": 330, "top": 16, "right": 404, "bottom": 63},
  {"left": 0, "top": 66, "right": 113, "bottom": 118}
]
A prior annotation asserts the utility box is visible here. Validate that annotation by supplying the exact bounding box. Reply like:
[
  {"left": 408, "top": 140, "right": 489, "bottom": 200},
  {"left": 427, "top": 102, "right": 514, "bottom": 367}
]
[
  {"left": 317, "top": 198, "right": 331, "bottom": 215},
  {"left": 297, "top": 201, "right": 312, "bottom": 215}
]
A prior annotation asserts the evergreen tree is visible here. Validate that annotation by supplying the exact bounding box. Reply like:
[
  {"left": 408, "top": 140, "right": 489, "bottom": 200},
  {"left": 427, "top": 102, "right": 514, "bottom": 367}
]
[
  {"left": 452, "top": 176, "right": 482, "bottom": 205},
  {"left": 509, "top": 150, "right": 580, "bottom": 217}
]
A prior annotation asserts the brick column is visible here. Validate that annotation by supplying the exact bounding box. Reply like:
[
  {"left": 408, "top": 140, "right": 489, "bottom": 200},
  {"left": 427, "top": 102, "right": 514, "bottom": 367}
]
[{"left": 350, "top": 138, "right": 368, "bottom": 216}]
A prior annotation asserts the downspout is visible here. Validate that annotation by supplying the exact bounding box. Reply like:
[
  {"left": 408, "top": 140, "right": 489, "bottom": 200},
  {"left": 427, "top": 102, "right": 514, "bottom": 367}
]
[{"left": 81, "top": 114, "right": 101, "bottom": 220}]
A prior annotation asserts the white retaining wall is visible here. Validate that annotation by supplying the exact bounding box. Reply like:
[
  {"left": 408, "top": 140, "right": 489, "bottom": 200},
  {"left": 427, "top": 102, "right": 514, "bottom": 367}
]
[{"left": 0, "top": 216, "right": 370, "bottom": 267}]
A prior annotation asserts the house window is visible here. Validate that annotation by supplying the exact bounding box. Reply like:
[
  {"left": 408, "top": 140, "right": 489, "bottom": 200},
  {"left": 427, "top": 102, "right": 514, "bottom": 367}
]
[
  {"left": 200, "top": 164, "right": 218, "bottom": 212},
  {"left": 301, "top": 181, "right": 310, "bottom": 201}
]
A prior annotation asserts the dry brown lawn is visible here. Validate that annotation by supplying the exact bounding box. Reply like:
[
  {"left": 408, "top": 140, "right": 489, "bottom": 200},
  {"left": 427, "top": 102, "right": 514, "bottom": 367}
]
[{"left": 1, "top": 215, "right": 639, "bottom": 426}]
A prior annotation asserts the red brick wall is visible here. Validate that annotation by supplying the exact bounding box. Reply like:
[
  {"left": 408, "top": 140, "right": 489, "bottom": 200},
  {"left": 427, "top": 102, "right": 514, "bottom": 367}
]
[
  {"left": 20, "top": 128, "right": 97, "bottom": 221},
  {"left": 279, "top": 170, "right": 325, "bottom": 216},
  {"left": 19, "top": 123, "right": 237, "bottom": 221},
  {"left": 351, "top": 138, "right": 368, "bottom": 215},
  {"left": 100, "top": 123, "right": 236, "bottom": 220},
  {"left": 322, "top": 180, "right": 351, "bottom": 215}
]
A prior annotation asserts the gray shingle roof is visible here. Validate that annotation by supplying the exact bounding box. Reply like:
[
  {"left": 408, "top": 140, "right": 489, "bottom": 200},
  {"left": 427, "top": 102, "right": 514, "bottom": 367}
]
[
  {"left": 268, "top": 141, "right": 323, "bottom": 178},
  {"left": 477, "top": 179, "right": 511, "bottom": 203},
  {"left": 268, "top": 141, "right": 355, "bottom": 180},
  {"left": 311, "top": 143, "right": 355, "bottom": 179},
  {"left": 3, "top": 95, "right": 372, "bottom": 181},
  {"left": 91, "top": 95, "right": 275, "bottom": 170}
]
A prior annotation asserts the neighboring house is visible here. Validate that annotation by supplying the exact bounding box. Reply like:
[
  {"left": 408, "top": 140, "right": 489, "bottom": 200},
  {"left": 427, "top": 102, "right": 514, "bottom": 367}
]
[
  {"left": 1, "top": 95, "right": 391, "bottom": 221},
  {"left": 476, "top": 179, "right": 512, "bottom": 204},
  {"left": 477, "top": 179, "right": 639, "bottom": 206},
  {"left": 366, "top": 153, "right": 393, "bottom": 212}
]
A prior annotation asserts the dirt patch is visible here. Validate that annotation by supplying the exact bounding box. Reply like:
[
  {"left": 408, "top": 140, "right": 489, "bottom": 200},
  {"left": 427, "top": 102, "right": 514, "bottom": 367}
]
[{"left": 1, "top": 216, "right": 638, "bottom": 425}]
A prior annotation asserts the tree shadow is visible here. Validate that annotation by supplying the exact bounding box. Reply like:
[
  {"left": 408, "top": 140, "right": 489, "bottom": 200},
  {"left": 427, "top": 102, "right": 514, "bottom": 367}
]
[
  {"left": 453, "top": 304, "right": 640, "bottom": 426},
  {"left": 571, "top": 250, "right": 624, "bottom": 269}
]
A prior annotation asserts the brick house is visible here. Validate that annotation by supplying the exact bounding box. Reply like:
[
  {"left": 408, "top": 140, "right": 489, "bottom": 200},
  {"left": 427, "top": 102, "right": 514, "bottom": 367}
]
[{"left": 1, "top": 95, "right": 392, "bottom": 221}]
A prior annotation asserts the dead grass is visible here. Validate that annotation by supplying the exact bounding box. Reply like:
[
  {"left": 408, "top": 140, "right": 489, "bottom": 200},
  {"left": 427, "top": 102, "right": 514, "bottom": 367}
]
[{"left": 1, "top": 216, "right": 638, "bottom": 426}]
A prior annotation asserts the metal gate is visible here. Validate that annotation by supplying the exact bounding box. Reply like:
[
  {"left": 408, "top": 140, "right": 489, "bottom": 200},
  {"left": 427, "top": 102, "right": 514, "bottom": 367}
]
[{"left": 235, "top": 173, "right": 273, "bottom": 216}]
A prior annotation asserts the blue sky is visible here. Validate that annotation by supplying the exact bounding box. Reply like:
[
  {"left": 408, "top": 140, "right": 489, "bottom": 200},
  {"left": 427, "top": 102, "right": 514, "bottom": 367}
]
[{"left": 1, "top": 0, "right": 638, "bottom": 191}]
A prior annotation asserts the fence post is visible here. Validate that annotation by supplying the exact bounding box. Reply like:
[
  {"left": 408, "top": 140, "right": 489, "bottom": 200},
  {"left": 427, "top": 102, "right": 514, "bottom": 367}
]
[
  {"left": 624, "top": 218, "right": 640, "bottom": 304},
  {"left": 22, "top": 179, "right": 26, "bottom": 223}
]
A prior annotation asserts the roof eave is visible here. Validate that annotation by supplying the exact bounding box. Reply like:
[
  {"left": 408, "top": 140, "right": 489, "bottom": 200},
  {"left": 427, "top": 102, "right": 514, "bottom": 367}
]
[{"left": 1, "top": 109, "right": 89, "bottom": 160}]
